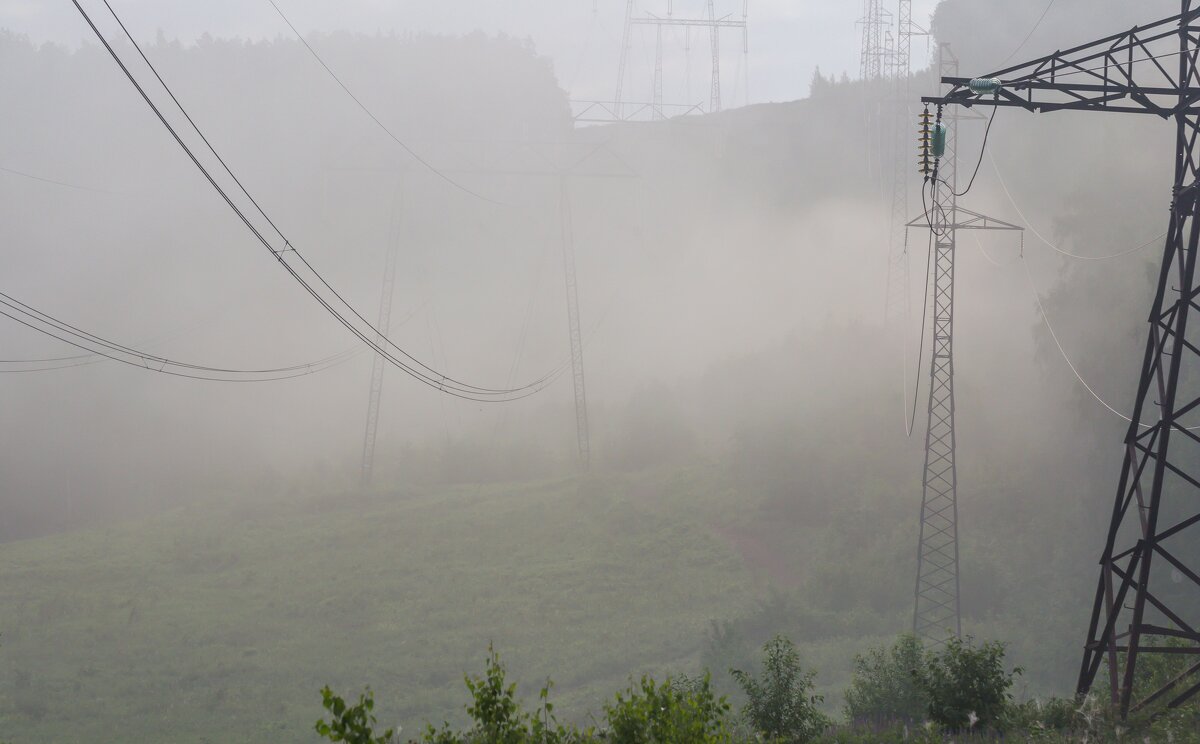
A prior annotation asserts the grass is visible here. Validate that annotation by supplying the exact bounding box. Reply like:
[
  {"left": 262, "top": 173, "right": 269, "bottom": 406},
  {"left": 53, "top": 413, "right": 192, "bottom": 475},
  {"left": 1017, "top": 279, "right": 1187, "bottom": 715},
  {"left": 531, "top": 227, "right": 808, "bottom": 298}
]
[{"left": 0, "top": 466, "right": 760, "bottom": 743}]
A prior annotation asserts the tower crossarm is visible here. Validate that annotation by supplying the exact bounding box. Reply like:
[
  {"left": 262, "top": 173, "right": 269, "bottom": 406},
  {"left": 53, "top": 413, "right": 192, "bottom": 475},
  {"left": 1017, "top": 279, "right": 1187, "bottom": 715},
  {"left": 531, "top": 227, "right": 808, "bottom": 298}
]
[
  {"left": 632, "top": 15, "right": 745, "bottom": 28},
  {"left": 905, "top": 207, "right": 1024, "bottom": 232},
  {"left": 917, "top": 1, "right": 1200, "bottom": 718},
  {"left": 923, "top": 10, "right": 1200, "bottom": 117}
]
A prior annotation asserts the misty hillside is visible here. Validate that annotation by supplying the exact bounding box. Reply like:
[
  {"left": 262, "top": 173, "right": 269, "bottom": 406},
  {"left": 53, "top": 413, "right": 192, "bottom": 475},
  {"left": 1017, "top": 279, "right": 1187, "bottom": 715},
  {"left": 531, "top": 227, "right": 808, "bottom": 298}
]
[{"left": 1, "top": 0, "right": 1198, "bottom": 741}]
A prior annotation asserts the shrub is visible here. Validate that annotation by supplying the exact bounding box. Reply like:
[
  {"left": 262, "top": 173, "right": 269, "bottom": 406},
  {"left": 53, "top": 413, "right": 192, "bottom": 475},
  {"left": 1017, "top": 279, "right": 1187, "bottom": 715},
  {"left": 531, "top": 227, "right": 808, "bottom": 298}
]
[
  {"left": 604, "top": 673, "right": 731, "bottom": 743},
  {"left": 731, "top": 635, "right": 829, "bottom": 742},
  {"left": 914, "top": 635, "right": 1021, "bottom": 731},
  {"left": 422, "top": 645, "right": 590, "bottom": 744},
  {"left": 315, "top": 686, "right": 397, "bottom": 744},
  {"left": 462, "top": 646, "right": 525, "bottom": 744},
  {"left": 843, "top": 634, "right": 928, "bottom": 723}
]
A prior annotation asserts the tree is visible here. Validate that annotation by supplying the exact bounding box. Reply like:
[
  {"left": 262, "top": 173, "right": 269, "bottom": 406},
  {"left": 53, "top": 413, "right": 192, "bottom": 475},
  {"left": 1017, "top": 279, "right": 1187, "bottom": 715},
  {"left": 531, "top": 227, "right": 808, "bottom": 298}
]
[
  {"left": 315, "top": 686, "right": 397, "bottom": 744},
  {"left": 915, "top": 635, "right": 1021, "bottom": 731},
  {"left": 604, "top": 673, "right": 731, "bottom": 744},
  {"left": 731, "top": 635, "right": 828, "bottom": 742},
  {"left": 843, "top": 634, "right": 929, "bottom": 723}
]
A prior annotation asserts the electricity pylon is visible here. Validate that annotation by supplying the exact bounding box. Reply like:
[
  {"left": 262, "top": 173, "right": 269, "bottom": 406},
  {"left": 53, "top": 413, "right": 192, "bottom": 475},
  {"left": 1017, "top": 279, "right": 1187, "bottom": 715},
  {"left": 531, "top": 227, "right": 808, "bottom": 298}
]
[
  {"left": 924, "top": 2, "right": 1200, "bottom": 715},
  {"left": 558, "top": 173, "right": 590, "bottom": 467},
  {"left": 432, "top": 141, "right": 636, "bottom": 467},
  {"left": 858, "top": 0, "right": 890, "bottom": 81},
  {"left": 611, "top": 0, "right": 748, "bottom": 119},
  {"left": 909, "top": 44, "right": 1023, "bottom": 646},
  {"left": 360, "top": 179, "right": 404, "bottom": 488},
  {"left": 884, "top": 0, "right": 928, "bottom": 325}
]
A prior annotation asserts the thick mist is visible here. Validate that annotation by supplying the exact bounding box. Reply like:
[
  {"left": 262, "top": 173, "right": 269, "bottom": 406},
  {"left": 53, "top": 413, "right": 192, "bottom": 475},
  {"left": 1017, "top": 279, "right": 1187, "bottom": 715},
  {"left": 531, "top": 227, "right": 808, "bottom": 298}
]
[{"left": 0, "top": 0, "right": 1192, "bottom": 741}]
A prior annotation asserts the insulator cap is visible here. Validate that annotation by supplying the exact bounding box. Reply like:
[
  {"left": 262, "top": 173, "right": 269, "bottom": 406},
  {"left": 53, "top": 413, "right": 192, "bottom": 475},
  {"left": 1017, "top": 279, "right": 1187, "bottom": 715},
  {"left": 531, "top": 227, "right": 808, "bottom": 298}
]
[{"left": 968, "top": 77, "right": 1003, "bottom": 95}]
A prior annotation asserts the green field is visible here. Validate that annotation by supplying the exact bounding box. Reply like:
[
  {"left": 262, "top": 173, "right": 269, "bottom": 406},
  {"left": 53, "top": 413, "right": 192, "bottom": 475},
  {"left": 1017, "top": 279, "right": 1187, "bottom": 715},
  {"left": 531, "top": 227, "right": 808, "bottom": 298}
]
[{"left": 0, "top": 467, "right": 770, "bottom": 743}]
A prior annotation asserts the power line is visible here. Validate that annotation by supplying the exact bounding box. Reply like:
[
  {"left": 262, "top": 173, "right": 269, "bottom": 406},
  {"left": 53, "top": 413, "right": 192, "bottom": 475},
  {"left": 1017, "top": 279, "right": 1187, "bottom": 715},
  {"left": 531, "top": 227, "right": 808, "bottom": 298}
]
[
  {"left": 966, "top": 198, "right": 1188, "bottom": 429},
  {"left": 0, "top": 164, "right": 109, "bottom": 193},
  {"left": 989, "top": 151, "right": 1163, "bottom": 260},
  {"left": 263, "top": 0, "right": 507, "bottom": 207},
  {"left": 71, "top": 0, "right": 564, "bottom": 402},
  {"left": 0, "top": 289, "right": 361, "bottom": 372},
  {"left": 88, "top": 0, "right": 530, "bottom": 397},
  {"left": 0, "top": 293, "right": 361, "bottom": 382},
  {"left": 970, "top": 231, "right": 1012, "bottom": 268},
  {"left": 951, "top": 106, "right": 997, "bottom": 198},
  {"left": 0, "top": 359, "right": 102, "bottom": 373},
  {"left": 903, "top": 226, "right": 933, "bottom": 437},
  {"left": 1017, "top": 255, "right": 1198, "bottom": 429},
  {"left": 996, "top": 0, "right": 1056, "bottom": 68},
  {"left": 97, "top": 0, "right": 557, "bottom": 397}
]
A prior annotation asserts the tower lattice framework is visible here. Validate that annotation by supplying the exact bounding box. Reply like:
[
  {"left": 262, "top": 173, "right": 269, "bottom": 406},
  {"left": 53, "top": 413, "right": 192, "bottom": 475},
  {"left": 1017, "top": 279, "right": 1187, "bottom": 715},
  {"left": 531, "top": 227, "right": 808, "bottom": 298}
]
[
  {"left": 924, "top": 1, "right": 1200, "bottom": 715},
  {"left": 559, "top": 174, "right": 591, "bottom": 469},
  {"left": 912, "top": 45, "right": 1023, "bottom": 646},
  {"left": 614, "top": 0, "right": 747, "bottom": 118},
  {"left": 858, "top": 0, "right": 889, "bottom": 81},
  {"left": 360, "top": 180, "right": 403, "bottom": 488}
]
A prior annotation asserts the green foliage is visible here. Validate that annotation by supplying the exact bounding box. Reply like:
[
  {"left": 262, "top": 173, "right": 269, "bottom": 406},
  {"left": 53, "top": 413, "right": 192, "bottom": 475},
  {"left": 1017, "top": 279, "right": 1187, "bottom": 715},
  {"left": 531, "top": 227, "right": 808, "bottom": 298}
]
[
  {"left": 604, "top": 673, "right": 732, "bottom": 744},
  {"left": 462, "top": 646, "right": 525, "bottom": 744},
  {"left": 315, "top": 686, "right": 396, "bottom": 744},
  {"left": 843, "top": 634, "right": 929, "bottom": 723},
  {"left": 914, "top": 636, "right": 1022, "bottom": 731},
  {"left": 421, "top": 646, "right": 592, "bottom": 744},
  {"left": 730, "top": 635, "right": 829, "bottom": 742}
]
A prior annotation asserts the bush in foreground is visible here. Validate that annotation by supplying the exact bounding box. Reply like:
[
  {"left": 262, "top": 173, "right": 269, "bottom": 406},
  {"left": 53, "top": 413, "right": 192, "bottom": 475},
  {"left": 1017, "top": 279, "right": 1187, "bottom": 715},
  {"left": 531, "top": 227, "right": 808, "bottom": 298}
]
[
  {"left": 843, "top": 634, "right": 928, "bottom": 724},
  {"left": 731, "top": 635, "right": 828, "bottom": 741},
  {"left": 916, "top": 635, "right": 1021, "bottom": 731}
]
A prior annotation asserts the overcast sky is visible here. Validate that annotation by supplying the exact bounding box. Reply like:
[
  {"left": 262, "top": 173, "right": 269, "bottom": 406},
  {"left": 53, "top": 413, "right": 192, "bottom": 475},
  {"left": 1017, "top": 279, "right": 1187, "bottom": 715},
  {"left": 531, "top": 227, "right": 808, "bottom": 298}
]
[{"left": 2, "top": 0, "right": 943, "bottom": 104}]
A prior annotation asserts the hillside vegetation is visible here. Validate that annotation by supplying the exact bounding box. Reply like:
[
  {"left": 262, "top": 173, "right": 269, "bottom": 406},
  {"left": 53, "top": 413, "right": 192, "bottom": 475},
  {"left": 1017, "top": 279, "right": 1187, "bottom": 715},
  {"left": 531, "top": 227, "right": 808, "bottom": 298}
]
[{"left": 0, "top": 469, "right": 758, "bottom": 742}]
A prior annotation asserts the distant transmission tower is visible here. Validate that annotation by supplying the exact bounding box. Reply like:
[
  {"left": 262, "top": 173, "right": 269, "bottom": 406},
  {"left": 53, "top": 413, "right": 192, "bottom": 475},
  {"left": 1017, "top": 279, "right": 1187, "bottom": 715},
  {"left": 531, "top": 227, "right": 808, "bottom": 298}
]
[
  {"left": 431, "top": 142, "right": 634, "bottom": 467},
  {"left": 607, "top": 0, "right": 748, "bottom": 121},
  {"left": 883, "top": 0, "right": 926, "bottom": 326},
  {"left": 858, "top": 0, "right": 890, "bottom": 81},
  {"left": 360, "top": 180, "right": 404, "bottom": 488},
  {"left": 909, "top": 45, "right": 1023, "bottom": 645},
  {"left": 559, "top": 174, "right": 591, "bottom": 468},
  {"left": 884, "top": 0, "right": 928, "bottom": 322}
]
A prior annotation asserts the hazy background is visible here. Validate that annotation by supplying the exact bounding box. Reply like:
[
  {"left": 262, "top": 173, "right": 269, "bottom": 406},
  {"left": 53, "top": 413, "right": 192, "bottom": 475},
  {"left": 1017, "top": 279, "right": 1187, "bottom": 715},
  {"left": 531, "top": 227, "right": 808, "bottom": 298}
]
[
  {"left": 7, "top": 0, "right": 938, "bottom": 103},
  {"left": 0, "top": 0, "right": 1192, "bottom": 741}
]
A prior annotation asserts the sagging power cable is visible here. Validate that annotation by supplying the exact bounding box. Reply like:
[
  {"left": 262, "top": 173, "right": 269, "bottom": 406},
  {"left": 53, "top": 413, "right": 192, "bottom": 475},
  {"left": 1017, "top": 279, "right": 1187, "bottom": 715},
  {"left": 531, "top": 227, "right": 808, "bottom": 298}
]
[
  {"left": 1008, "top": 252, "right": 1199, "bottom": 431},
  {"left": 0, "top": 290, "right": 362, "bottom": 382},
  {"left": 904, "top": 226, "right": 934, "bottom": 438},
  {"left": 0, "top": 164, "right": 109, "bottom": 193},
  {"left": 995, "top": 0, "right": 1057, "bottom": 68},
  {"left": 71, "top": 0, "right": 564, "bottom": 402},
  {"left": 263, "top": 0, "right": 506, "bottom": 207},
  {"left": 951, "top": 106, "right": 998, "bottom": 199},
  {"left": 990, "top": 151, "right": 1164, "bottom": 260}
]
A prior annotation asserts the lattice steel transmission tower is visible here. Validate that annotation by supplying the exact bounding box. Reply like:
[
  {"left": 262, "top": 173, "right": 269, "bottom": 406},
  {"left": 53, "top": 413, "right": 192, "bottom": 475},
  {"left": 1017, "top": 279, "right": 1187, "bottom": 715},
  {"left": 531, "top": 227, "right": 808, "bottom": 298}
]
[
  {"left": 612, "top": 0, "right": 748, "bottom": 119},
  {"left": 559, "top": 173, "right": 591, "bottom": 468},
  {"left": 884, "top": 0, "right": 928, "bottom": 325},
  {"left": 858, "top": 0, "right": 890, "bottom": 81},
  {"left": 360, "top": 180, "right": 404, "bottom": 488},
  {"left": 924, "top": 3, "right": 1200, "bottom": 714},
  {"left": 910, "top": 45, "right": 1023, "bottom": 646},
  {"left": 430, "top": 141, "right": 634, "bottom": 467}
]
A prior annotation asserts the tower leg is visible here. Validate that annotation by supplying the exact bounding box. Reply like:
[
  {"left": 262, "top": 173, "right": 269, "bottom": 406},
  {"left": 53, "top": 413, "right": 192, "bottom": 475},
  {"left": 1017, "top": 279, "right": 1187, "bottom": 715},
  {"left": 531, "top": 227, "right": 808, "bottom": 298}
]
[
  {"left": 1077, "top": 112, "right": 1200, "bottom": 714},
  {"left": 615, "top": 0, "right": 635, "bottom": 120},
  {"left": 707, "top": 0, "right": 721, "bottom": 112},
  {"left": 360, "top": 180, "right": 404, "bottom": 488},
  {"left": 559, "top": 175, "right": 591, "bottom": 469},
  {"left": 913, "top": 229, "right": 961, "bottom": 644}
]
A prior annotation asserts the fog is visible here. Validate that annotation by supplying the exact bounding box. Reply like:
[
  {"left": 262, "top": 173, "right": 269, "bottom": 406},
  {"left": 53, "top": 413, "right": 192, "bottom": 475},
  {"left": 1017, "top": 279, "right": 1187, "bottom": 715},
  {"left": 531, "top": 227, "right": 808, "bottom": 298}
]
[{"left": 0, "top": 0, "right": 1193, "bottom": 740}]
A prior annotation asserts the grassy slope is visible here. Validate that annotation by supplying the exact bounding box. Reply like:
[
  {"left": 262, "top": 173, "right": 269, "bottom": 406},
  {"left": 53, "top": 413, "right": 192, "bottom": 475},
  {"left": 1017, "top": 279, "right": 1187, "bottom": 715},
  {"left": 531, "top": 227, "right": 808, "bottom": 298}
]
[{"left": 0, "top": 467, "right": 759, "bottom": 743}]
